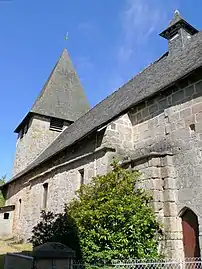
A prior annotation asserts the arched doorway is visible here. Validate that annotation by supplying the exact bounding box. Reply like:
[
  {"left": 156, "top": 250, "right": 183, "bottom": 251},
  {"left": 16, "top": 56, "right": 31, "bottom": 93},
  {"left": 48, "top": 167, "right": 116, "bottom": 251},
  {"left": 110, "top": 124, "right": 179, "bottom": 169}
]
[{"left": 181, "top": 208, "right": 200, "bottom": 257}]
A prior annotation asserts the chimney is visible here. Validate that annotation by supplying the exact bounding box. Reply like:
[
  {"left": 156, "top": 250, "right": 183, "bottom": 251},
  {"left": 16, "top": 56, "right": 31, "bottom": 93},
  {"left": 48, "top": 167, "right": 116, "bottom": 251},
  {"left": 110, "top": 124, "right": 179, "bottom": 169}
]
[{"left": 160, "top": 11, "right": 198, "bottom": 55}]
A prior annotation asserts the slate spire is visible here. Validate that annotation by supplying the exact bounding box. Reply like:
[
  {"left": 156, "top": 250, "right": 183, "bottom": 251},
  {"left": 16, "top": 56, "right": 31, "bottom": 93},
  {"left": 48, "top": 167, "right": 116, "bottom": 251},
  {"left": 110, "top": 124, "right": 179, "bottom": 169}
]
[{"left": 31, "top": 48, "right": 90, "bottom": 122}]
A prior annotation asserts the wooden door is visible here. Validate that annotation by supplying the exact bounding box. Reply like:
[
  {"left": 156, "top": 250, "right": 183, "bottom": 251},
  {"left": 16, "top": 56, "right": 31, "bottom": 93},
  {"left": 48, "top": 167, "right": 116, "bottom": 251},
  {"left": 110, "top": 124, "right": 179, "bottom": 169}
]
[{"left": 182, "top": 209, "right": 200, "bottom": 258}]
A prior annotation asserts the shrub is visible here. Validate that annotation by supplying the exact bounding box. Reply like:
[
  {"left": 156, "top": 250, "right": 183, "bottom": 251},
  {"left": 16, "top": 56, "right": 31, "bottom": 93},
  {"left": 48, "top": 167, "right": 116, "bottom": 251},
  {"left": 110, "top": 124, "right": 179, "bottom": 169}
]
[{"left": 30, "top": 161, "right": 162, "bottom": 263}]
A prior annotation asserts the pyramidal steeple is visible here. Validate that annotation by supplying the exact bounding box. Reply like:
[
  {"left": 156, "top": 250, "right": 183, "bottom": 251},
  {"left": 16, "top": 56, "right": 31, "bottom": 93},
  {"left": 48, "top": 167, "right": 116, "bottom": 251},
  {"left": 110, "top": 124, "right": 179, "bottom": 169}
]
[
  {"left": 15, "top": 49, "right": 90, "bottom": 133},
  {"left": 160, "top": 11, "right": 198, "bottom": 55},
  {"left": 31, "top": 48, "right": 90, "bottom": 122},
  {"left": 13, "top": 49, "right": 90, "bottom": 176},
  {"left": 168, "top": 10, "right": 183, "bottom": 28}
]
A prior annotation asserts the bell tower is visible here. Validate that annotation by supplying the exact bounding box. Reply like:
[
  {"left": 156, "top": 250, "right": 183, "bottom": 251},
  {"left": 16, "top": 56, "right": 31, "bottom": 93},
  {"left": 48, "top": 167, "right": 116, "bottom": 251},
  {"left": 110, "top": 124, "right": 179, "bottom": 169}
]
[{"left": 13, "top": 49, "right": 90, "bottom": 176}]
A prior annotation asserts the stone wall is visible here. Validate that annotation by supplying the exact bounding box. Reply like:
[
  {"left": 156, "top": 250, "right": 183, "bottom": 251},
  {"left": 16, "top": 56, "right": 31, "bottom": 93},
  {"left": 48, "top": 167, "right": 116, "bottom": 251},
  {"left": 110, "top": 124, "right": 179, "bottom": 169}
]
[
  {"left": 0, "top": 211, "right": 14, "bottom": 238},
  {"left": 6, "top": 67, "right": 202, "bottom": 257},
  {"left": 13, "top": 115, "right": 68, "bottom": 176},
  {"left": 129, "top": 153, "right": 183, "bottom": 259},
  {"left": 7, "top": 113, "right": 133, "bottom": 240},
  {"left": 6, "top": 131, "right": 115, "bottom": 240},
  {"left": 102, "top": 114, "right": 133, "bottom": 151},
  {"left": 128, "top": 71, "right": 202, "bottom": 256}
]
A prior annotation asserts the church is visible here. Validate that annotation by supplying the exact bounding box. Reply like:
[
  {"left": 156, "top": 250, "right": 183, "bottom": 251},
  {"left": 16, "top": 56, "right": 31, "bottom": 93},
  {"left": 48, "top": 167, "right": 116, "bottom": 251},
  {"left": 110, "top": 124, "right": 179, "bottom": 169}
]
[{"left": 1, "top": 11, "right": 202, "bottom": 259}]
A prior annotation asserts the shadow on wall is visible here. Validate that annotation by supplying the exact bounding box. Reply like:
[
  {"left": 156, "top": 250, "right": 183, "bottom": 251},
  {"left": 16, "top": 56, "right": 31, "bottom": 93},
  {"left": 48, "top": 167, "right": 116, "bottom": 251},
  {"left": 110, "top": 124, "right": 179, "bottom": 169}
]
[{"left": 28, "top": 208, "right": 83, "bottom": 260}]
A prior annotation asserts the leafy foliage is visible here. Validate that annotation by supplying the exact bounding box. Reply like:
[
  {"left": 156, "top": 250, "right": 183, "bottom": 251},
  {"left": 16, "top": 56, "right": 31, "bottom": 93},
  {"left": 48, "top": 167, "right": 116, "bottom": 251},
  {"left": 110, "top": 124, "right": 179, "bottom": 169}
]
[
  {"left": 68, "top": 161, "right": 161, "bottom": 262},
  {"left": 0, "top": 175, "right": 6, "bottom": 207},
  {"left": 30, "top": 161, "right": 161, "bottom": 263}
]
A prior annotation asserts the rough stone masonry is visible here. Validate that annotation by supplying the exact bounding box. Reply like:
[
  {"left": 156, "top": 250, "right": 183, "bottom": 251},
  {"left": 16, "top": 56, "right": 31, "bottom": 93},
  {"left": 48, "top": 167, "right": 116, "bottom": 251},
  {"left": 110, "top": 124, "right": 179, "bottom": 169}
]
[{"left": 1, "top": 11, "right": 202, "bottom": 260}]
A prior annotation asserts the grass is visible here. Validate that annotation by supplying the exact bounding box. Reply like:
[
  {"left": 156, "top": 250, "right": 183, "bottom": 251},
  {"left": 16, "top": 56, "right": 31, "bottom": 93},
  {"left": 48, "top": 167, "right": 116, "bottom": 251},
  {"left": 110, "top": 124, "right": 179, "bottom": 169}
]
[{"left": 0, "top": 238, "right": 32, "bottom": 269}]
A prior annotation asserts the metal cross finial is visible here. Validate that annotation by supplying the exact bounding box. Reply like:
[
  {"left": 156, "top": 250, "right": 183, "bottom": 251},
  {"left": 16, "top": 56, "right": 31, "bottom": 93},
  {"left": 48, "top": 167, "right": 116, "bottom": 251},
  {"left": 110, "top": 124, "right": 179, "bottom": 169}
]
[{"left": 65, "top": 32, "right": 69, "bottom": 41}]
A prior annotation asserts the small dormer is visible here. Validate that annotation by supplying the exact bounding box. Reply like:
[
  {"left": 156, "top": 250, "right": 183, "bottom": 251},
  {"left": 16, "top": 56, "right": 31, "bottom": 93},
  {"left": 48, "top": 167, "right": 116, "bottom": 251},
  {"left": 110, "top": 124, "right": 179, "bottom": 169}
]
[{"left": 160, "top": 11, "right": 198, "bottom": 55}]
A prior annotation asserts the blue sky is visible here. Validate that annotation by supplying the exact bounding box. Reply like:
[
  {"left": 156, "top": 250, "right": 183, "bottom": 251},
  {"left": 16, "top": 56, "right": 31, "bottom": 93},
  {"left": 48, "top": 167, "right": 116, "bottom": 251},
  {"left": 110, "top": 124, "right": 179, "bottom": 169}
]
[{"left": 0, "top": 0, "right": 201, "bottom": 179}]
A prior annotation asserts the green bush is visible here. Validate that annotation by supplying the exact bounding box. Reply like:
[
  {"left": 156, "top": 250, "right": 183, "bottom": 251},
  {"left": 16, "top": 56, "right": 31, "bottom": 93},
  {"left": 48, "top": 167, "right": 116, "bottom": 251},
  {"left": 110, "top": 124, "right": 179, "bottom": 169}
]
[
  {"left": 68, "top": 161, "right": 161, "bottom": 262},
  {"left": 30, "top": 161, "right": 162, "bottom": 263}
]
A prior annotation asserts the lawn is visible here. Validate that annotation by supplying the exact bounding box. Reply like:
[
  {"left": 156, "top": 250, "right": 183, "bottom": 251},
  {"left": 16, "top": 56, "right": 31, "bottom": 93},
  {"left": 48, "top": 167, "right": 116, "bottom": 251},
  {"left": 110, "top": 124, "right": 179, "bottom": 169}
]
[{"left": 0, "top": 238, "right": 32, "bottom": 269}]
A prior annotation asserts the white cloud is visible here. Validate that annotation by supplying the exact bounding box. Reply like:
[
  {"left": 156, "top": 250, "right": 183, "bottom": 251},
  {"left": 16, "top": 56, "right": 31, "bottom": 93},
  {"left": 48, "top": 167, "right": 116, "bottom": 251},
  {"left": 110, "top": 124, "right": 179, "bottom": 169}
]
[
  {"left": 108, "top": 74, "right": 125, "bottom": 92},
  {"left": 77, "top": 21, "right": 98, "bottom": 38},
  {"left": 118, "top": 0, "right": 178, "bottom": 64},
  {"left": 105, "top": 0, "right": 180, "bottom": 93},
  {"left": 76, "top": 56, "right": 94, "bottom": 70}
]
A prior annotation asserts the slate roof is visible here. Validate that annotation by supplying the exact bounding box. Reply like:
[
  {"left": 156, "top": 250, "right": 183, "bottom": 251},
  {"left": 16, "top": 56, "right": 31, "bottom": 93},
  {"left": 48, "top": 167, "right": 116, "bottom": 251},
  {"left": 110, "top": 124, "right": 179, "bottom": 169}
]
[
  {"left": 5, "top": 29, "right": 202, "bottom": 187},
  {"left": 14, "top": 49, "right": 90, "bottom": 132}
]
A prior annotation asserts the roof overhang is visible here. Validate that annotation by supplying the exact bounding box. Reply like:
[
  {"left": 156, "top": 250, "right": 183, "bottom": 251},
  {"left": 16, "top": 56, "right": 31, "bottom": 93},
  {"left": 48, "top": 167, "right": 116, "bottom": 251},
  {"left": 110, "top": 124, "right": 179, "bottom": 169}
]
[
  {"left": 160, "top": 19, "right": 199, "bottom": 39},
  {"left": 0, "top": 205, "right": 15, "bottom": 213},
  {"left": 14, "top": 112, "right": 33, "bottom": 133},
  {"left": 14, "top": 112, "right": 73, "bottom": 133}
]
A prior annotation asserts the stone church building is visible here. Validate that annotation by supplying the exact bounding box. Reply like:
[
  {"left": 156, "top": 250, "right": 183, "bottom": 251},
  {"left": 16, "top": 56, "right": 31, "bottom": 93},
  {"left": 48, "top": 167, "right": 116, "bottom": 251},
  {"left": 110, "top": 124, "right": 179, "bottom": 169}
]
[{"left": 1, "top": 12, "right": 202, "bottom": 259}]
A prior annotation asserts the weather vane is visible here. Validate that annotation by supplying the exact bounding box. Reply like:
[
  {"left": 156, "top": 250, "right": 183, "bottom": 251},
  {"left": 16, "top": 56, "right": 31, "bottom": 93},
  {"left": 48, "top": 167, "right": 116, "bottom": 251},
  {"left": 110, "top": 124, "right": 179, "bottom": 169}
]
[{"left": 65, "top": 32, "right": 69, "bottom": 41}]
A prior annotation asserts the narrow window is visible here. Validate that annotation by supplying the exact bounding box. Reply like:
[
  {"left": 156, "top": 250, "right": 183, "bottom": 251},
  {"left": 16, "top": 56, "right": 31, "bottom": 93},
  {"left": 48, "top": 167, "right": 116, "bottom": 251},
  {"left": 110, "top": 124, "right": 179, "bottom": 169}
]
[
  {"left": 20, "top": 128, "right": 24, "bottom": 139},
  {"left": 43, "top": 183, "right": 48, "bottom": 209},
  {"left": 49, "top": 118, "right": 64, "bottom": 132},
  {"left": 79, "top": 169, "right": 84, "bottom": 185},
  {"left": 189, "top": 124, "right": 196, "bottom": 132},
  {"left": 4, "top": 213, "right": 9, "bottom": 219},
  {"left": 24, "top": 124, "right": 28, "bottom": 134},
  {"left": 19, "top": 199, "right": 22, "bottom": 218}
]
